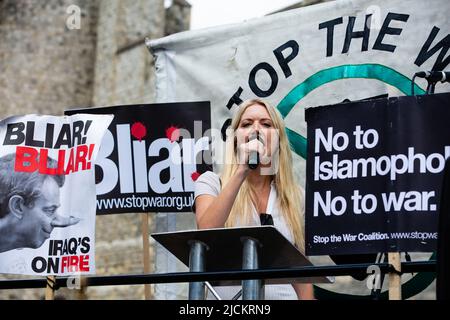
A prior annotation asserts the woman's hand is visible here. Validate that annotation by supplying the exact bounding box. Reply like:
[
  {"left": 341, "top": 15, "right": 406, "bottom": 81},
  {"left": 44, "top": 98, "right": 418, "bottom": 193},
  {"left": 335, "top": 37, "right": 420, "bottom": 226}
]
[{"left": 237, "top": 136, "right": 265, "bottom": 173}]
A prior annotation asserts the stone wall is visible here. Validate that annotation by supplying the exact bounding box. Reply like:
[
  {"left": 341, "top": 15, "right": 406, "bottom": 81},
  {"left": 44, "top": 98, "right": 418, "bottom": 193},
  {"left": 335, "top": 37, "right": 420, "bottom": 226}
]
[
  {"left": 92, "top": 0, "right": 165, "bottom": 107},
  {"left": 165, "top": 0, "right": 191, "bottom": 36},
  {"left": 0, "top": 0, "right": 99, "bottom": 118}
]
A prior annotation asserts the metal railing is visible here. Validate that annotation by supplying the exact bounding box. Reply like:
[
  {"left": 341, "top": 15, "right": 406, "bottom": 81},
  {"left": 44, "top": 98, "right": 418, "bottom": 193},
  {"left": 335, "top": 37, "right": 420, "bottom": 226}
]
[{"left": 0, "top": 260, "right": 436, "bottom": 291}]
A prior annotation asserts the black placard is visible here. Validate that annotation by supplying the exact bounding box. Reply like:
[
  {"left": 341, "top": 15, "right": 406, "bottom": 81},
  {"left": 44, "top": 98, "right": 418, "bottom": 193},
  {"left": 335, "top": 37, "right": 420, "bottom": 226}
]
[
  {"left": 305, "top": 93, "right": 450, "bottom": 255},
  {"left": 66, "top": 102, "right": 212, "bottom": 214}
]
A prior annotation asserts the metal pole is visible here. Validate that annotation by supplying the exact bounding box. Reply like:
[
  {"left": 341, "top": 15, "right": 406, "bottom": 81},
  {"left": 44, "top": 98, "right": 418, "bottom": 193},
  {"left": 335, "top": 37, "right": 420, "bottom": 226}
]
[
  {"left": 241, "top": 237, "right": 263, "bottom": 300},
  {"left": 205, "top": 281, "right": 222, "bottom": 300},
  {"left": 188, "top": 240, "right": 207, "bottom": 300}
]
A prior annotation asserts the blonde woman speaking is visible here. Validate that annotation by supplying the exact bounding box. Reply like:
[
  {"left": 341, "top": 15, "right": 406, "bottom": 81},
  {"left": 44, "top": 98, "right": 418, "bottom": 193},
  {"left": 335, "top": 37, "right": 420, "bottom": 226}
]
[{"left": 194, "top": 99, "right": 314, "bottom": 300}]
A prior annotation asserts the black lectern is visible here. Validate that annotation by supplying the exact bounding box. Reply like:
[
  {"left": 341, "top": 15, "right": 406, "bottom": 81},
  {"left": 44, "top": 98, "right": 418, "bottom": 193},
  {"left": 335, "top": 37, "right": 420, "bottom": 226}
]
[{"left": 152, "top": 226, "right": 331, "bottom": 300}]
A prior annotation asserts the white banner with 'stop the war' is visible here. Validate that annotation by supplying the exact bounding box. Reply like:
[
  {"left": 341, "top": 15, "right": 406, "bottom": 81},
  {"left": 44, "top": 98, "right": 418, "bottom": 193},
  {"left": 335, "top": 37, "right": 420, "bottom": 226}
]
[{"left": 147, "top": 0, "right": 450, "bottom": 183}]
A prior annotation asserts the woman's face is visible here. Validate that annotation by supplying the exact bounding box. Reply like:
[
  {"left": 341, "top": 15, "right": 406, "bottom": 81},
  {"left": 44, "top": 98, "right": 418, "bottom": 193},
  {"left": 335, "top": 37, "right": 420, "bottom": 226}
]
[{"left": 236, "top": 103, "right": 279, "bottom": 165}]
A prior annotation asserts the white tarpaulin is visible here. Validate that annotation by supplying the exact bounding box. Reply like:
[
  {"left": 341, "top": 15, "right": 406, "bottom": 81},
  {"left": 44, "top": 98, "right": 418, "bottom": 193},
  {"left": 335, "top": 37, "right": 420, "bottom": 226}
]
[
  {"left": 147, "top": 0, "right": 450, "bottom": 184},
  {"left": 0, "top": 114, "right": 112, "bottom": 275}
]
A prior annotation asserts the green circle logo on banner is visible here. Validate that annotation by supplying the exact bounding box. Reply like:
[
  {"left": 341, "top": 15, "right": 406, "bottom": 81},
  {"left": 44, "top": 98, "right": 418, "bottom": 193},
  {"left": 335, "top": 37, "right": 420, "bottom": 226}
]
[
  {"left": 277, "top": 63, "right": 434, "bottom": 300},
  {"left": 278, "top": 63, "right": 426, "bottom": 159}
]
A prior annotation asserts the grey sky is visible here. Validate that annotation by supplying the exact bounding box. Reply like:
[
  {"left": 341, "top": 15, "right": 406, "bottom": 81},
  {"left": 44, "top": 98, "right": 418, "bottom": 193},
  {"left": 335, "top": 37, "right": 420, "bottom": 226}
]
[{"left": 184, "top": 0, "right": 302, "bottom": 30}]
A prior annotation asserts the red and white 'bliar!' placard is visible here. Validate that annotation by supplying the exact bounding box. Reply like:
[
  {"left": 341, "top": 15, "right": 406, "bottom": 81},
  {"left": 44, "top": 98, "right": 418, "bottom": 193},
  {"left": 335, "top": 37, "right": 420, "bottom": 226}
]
[{"left": 0, "top": 113, "right": 113, "bottom": 276}]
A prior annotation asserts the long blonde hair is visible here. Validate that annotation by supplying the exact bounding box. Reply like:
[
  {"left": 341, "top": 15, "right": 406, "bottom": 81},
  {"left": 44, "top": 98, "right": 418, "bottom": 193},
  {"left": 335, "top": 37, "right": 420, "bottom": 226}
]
[{"left": 221, "top": 99, "right": 305, "bottom": 252}]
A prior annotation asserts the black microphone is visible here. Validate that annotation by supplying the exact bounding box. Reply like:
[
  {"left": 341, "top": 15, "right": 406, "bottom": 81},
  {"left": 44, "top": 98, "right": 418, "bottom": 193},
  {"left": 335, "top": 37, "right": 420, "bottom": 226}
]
[
  {"left": 415, "top": 71, "right": 450, "bottom": 83},
  {"left": 248, "top": 131, "right": 260, "bottom": 170}
]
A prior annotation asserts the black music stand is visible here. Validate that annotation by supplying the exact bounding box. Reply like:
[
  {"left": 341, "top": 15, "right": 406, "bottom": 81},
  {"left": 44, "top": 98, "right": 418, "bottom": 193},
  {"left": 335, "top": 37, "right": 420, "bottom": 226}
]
[{"left": 152, "top": 226, "right": 332, "bottom": 300}]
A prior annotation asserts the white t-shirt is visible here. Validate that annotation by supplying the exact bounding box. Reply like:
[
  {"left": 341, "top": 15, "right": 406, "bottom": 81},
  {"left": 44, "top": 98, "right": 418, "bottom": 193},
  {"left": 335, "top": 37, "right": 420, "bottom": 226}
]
[{"left": 194, "top": 171, "right": 298, "bottom": 300}]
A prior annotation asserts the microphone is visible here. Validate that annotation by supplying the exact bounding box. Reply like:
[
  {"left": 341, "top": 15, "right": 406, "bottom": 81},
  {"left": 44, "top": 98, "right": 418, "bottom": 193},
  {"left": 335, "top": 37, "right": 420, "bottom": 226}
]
[
  {"left": 248, "top": 131, "right": 260, "bottom": 170},
  {"left": 415, "top": 71, "right": 450, "bottom": 83}
]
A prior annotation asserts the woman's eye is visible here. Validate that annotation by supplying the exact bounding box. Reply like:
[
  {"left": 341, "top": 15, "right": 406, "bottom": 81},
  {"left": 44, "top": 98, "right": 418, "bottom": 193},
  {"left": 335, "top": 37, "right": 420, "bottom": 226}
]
[
  {"left": 241, "top": 123, "right": 251, "bottom": 127},
  {"left": 263, "top": 123, "right": 272, "bottom": 127}
]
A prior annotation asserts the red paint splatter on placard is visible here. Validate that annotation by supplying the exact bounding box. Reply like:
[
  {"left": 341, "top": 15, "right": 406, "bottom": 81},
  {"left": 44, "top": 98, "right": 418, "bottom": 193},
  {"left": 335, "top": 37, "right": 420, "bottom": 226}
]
[
  {"left": 131, "top": 122, "right": 147, "bottom": 141},
  {"left": 191, "top": 171, "right": 200, "bottom": 181},
  {"left": 166, "top": 126, "right": 180, "bottom": 142}
]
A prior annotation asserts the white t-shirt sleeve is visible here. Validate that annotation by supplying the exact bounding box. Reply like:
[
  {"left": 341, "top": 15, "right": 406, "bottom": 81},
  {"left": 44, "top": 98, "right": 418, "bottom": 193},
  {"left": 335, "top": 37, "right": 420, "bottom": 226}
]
[{"left": 192, "top": 171, "right": 221, "bottom": 213}]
